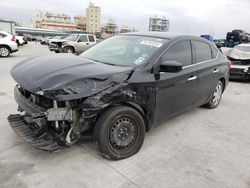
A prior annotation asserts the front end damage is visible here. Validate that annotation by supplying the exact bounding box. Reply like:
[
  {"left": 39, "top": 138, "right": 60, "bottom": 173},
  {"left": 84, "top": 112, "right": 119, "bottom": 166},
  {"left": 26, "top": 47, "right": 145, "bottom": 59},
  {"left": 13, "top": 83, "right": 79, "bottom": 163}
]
[
  {"left": 8, "top": 78, "right": 153, "bottom": 152},
  {"left": 8, "top": 85, "right": 83, "bottom": 152},
  {"left": 8, "top": 54, "right": 154, "bottom": 152}
]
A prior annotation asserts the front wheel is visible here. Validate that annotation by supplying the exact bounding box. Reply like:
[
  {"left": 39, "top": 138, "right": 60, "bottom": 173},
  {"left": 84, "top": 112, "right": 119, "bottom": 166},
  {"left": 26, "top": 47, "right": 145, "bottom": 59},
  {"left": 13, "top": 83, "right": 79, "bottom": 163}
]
[
  {"left": 0, "top": 46, "right": 11, "bottom": 57},
  {"left": 94, "top": 106, "right": 145, "bottom": 160},
  {"left": 204, "top": 80, "right": 223, "bottom": 109},
  {"left": 64, "top": 46, "right": 75, "bottom": 53}
]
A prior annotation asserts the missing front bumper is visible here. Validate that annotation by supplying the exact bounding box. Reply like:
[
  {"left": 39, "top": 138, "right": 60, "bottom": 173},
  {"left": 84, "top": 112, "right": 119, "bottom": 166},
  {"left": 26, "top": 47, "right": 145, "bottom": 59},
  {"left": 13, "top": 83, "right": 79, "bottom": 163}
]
[{"left": 8, "top": 114, "right": 61, "bottom": 152}]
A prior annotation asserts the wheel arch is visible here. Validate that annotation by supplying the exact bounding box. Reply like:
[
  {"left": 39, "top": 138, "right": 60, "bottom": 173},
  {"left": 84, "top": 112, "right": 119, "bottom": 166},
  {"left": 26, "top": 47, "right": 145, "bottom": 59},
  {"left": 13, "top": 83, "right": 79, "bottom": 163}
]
[
  {"left": 63, "top": 45, "right": 75, "bottom": 52},
  {"left": 219, "top": 77, "right": 226, "bottom": 93},
  {"left": 0, "top": 44, "right": 11, "bottom": 51},
  {"left": 96, "top": 102, "right": 150, "bottom": 132}
]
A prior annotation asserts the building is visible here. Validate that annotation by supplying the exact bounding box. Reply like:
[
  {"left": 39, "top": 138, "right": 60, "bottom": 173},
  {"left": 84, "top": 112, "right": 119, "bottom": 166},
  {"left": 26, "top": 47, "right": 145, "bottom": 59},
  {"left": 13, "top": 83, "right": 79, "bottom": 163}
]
[
  {"left": 32, "top": 10, "right": 78, "bottom": 31},
  {"left": 0, "top": 19, "right": 15, "bottom": 34},
  {"left": 86, "top": 2, "right": 101, "bottom": 34},
  {"left": 120, "top": 25, "right": 131, "bottom": 33},
  {"left": 103, "top": 19, "right": 118, "bottom": 34},
  {"left": 120, "top": 25, "right": 139, "bottom": 33},
  {"left": 149, "top": 16, "right": 170, "bottom": 32},
  {"left": 74, "top": 15, "right": 87, "bottom": 32}
]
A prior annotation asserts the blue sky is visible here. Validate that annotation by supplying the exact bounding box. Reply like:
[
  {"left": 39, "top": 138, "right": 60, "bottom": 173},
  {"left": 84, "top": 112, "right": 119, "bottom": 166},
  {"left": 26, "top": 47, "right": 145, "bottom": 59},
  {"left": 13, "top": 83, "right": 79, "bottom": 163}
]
[{"left": 1, "top": 0, "right": 250, "bottom": 38}]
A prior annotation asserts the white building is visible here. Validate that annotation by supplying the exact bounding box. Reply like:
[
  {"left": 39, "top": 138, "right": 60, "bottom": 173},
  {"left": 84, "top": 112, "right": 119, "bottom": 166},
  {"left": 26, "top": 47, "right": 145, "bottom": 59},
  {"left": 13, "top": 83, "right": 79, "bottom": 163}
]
[{"left": 86, "top": 2, "right": 101, "bottom": 33}]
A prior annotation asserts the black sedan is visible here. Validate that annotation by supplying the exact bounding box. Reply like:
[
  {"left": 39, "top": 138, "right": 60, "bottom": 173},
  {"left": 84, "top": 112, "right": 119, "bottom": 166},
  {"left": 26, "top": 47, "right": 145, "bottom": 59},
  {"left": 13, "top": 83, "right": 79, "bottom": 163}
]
[{"left": 8, "top": 32, "right": 230, "bottom": 160}]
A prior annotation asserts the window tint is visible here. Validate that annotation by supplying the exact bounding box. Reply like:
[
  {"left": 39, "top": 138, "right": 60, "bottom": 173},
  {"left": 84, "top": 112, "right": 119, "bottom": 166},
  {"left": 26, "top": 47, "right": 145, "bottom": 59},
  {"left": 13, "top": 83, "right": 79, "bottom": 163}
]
[
  {"left": 162, "top": 40, "right": 192, "bottom": 66},
  {"left": 211, "top": 45, "right": 218, "bottom": 59},
  {"left": 78, "top": 35, "right": 88, "bottom": 42},
  {"left": 0, "top": 33, "right": 7, "bottom": 38},
  {"left": 88, "top": 35, "right": 95, "bottom": 42},
  {"left": 194, "top": 41, "right": 212, "bottom": 63}
]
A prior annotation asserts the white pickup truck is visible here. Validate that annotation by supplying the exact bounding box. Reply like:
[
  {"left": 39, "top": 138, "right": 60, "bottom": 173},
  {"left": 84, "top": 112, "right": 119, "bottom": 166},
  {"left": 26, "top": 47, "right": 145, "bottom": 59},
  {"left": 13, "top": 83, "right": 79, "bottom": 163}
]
[{"left": 50, "top": 34, "right": 97, "bottom": 54}]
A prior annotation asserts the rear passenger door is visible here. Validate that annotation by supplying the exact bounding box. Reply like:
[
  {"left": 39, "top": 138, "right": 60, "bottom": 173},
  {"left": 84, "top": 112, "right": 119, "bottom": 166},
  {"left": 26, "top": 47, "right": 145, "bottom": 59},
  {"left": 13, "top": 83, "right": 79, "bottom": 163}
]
[{"left": 192, "top": 40, "right": 220, "bottom": 106}]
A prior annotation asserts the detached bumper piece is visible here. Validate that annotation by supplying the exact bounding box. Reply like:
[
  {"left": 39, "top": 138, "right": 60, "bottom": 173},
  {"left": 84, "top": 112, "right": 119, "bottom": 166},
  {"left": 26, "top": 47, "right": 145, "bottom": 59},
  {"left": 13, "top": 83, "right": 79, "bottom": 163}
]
[{"left": 8, "top": 114, "right": 61, "bottom": 152}]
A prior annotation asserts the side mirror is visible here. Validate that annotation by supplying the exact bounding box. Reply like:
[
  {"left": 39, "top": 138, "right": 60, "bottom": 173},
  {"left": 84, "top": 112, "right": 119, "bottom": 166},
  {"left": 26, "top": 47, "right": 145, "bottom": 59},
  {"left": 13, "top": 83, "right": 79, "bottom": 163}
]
[{"left": 160, "top": 61, "right": 182, "bottom": 73}]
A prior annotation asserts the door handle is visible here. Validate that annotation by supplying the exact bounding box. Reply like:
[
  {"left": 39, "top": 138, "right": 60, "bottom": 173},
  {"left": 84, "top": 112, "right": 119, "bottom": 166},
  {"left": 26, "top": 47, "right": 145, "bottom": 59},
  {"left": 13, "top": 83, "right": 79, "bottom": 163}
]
[
  {"left": 188, "top": 75, "right": 197, "bottom": 81},
  {"left": 86, "top": 43, "right": 89, "bottom": 45},
  {"left": 213, "top": 69, "right": 219, "bottom": 73}
]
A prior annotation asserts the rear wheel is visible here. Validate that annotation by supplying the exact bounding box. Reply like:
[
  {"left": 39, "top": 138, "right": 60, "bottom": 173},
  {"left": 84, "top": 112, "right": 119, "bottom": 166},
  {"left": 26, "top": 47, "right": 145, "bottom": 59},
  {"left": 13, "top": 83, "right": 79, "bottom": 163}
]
[
  {"left": 204, "top": 80, "right": 223, "bottom": 109},
  {"left": 0, "top": 46, "right": 11, "bottom": 57},
  {"left": 64, "top": 46, "right": 75, "bottom": 53},
  {"left": 94, "top": 106, "right": 145, "bottom": 160}
]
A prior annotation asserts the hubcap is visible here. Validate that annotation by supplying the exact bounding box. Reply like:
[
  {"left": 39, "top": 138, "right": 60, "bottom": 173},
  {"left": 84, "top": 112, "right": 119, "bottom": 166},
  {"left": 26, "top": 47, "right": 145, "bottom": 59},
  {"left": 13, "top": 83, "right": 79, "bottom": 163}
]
[
  {"left": 0, "top": 48, "right": 9, "bottom": 57},
  {"left": 110, "top": 117, "right": 136, "bottom": 149},
  {"left": 212, "top": 83, "right": 222, "bottom": 105}
]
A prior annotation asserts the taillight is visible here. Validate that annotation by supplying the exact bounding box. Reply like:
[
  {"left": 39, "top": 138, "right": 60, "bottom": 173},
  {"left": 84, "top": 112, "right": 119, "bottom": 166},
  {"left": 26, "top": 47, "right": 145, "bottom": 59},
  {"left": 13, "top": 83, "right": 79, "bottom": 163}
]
[
  {"left": 227, "top": 60, "right": 232, "bottom": 69},
  {"left": 11, "top": 35, "right": 16, "bottom": 41}
]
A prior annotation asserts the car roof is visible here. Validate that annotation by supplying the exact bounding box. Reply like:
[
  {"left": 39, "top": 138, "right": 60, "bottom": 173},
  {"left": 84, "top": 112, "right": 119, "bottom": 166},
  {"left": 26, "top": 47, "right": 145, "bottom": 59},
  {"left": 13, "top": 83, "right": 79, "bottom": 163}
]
[
  {"left": 122, "top": 32, "right": 195, "bottom": 40},
  {"left": 0, "top": 31, "right": 11, "bottom": 35}
]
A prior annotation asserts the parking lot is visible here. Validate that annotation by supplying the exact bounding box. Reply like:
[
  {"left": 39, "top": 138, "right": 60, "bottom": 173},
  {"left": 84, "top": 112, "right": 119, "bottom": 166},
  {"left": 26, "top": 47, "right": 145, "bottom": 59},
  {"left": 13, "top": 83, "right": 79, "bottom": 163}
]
[{"left": 1, "top": 42, "right": 250, "bottom": 188}]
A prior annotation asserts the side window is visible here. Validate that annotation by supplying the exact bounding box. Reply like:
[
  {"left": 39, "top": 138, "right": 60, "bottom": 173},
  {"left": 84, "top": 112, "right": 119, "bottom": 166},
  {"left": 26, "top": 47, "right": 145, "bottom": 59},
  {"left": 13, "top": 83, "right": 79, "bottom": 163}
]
[
  {"left": 162, "top": 40, "right": 192, "bottom": 66},
  {"left": 211, "top": 45, "right": 218, "bottom": 59},
  {"left": 78, "top": 35, "right": 88, "bottom": 42},
  {"left": 193, "top": 41, "right": 212, "bottom": 63},
  {"left": 88, "top": 35, "right": 95, "bottom": 42}
]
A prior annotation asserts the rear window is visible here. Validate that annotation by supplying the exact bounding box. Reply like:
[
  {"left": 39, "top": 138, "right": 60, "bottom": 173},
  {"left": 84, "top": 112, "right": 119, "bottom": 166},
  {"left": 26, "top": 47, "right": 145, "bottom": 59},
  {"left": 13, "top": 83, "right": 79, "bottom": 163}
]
[
  {"left": 88, "top": 35, "right": 95, "bottom": 42},
  {"left": 0, "top": 33, "right": 7, "bottom": 38},
  {"left": 193, "top": 41, "right": 212, "bottom": 63}
]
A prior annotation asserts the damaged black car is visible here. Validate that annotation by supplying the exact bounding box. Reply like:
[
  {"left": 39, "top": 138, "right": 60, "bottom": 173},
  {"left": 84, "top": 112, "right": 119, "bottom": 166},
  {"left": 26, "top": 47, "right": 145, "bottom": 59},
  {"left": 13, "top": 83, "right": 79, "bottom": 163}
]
[{"left": 8, "top": 32, "right": 230, "bottom": 160}]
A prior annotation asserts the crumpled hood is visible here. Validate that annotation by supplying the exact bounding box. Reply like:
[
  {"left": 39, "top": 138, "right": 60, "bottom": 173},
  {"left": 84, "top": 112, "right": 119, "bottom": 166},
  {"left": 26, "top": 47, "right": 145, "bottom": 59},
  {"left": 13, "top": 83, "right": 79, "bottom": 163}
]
[
  {"left": 11, "top": 54, "right": 133, "bottom": 94},
  {"left": 221, "top": 47, "right": 250, "bottom": 60}
]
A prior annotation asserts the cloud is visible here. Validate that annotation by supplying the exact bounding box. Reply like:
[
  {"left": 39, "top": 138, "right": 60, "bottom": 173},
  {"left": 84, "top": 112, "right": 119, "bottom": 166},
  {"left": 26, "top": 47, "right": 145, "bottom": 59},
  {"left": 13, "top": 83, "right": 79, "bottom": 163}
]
[{"left": 1, "top": 0, "right": 250, "bottom": 38}]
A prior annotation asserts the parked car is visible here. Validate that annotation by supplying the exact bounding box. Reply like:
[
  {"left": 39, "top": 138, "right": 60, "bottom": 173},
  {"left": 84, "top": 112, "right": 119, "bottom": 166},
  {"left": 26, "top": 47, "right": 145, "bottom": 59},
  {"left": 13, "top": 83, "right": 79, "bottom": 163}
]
[
  {"left": 48, "top": 36, "right": 67, "bottom": 46},
  {"left": 40, "top": 36, "right": 53, "bottom": 45},
  {"left": 8, "top": 32, "right": 229, "bottom": 160},
  {"left": 15, "top": 36, "right": 25, "bottom": 46},
  {"left": 0, "top": 31, "right": 18, "bottom": 57},
  {"left": 50, "top": 34, "right": 97, "bottom": 54},
  {"left": 222, "top": 43, "right": 250, "bottom": 80},
  {"left": 17, "top": 33, "right": 28, "bottom": 45},
  {"left": 214, "top": 39, "right": 226, "bottom": 48}
]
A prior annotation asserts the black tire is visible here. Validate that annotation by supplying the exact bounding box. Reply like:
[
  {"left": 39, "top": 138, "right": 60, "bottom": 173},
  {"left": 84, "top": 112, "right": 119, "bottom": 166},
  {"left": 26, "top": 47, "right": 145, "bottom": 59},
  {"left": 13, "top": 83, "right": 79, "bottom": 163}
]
[
  {"left": 94, "top": 106, "right": 145, "bottom": 160},
  {"left": 203, "top": 80, "right": 223, "bottom": 109},
  {"left": 0, "top": 46, "right": 11, "bottom": 57},
  {"left": 64, "top": 46, "right": 75, "bottom": 53}
]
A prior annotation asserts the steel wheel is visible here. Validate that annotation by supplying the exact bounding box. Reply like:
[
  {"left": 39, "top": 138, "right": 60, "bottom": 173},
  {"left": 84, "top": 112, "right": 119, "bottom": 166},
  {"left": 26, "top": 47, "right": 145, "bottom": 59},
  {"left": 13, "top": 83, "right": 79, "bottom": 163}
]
[
  {"left": 94, "top": 106, "right": 145, "bottom": 160},
  {"left": 0, "top": 47, "right": 10, "bottom": 57},
  {"left": 109, "top": 116, "right": 137, "bottom": 151}
]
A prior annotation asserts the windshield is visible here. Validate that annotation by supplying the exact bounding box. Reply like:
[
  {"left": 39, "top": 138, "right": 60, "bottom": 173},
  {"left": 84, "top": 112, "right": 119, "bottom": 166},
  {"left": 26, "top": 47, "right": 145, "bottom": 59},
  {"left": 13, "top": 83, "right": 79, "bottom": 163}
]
[
  {"left": 80, "top": 35, "right": 168, "bottom": 67},
  {"left": 65, "top": 34, "right": 79, "bottom": 41},
  {"left": 235, "top": 46, "right": 250, "bottom": 52}
]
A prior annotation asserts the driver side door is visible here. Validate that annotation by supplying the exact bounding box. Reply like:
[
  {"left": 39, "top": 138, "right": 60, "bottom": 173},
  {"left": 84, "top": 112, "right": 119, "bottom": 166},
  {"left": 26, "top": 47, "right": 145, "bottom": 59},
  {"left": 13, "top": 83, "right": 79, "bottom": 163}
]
[
  {"left": 154, "top": 40, "right": 198, "bottom": 125},
  {"left": 75, "top": 35, "right": 89, "bottom": 53}
]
